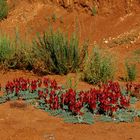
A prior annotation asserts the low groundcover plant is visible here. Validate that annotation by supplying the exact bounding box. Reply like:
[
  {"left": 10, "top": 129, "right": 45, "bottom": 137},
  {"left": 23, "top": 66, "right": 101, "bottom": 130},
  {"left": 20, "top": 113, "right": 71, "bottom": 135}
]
[{"left": 0, "top": 77, "right": 140, "bottom": 124}]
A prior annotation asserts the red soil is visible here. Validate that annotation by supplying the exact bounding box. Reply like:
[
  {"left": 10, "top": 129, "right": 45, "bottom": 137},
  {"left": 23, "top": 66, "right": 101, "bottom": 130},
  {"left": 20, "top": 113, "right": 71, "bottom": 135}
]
[
  {"left": 0, "top": 0, "right": 140, "bottom": 139},
  {"left": 0, "top": 70, "right": 140, "bottom": 140}
]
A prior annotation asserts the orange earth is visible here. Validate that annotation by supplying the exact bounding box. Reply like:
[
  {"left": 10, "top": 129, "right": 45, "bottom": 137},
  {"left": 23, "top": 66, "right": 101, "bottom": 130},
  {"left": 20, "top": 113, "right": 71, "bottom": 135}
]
[{"left": 0, "top": 0, "right": 140, "bottom": 140}]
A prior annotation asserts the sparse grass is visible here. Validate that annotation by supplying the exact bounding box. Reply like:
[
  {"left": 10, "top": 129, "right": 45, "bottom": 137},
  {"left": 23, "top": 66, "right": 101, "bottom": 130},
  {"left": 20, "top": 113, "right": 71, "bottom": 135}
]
[
  {"left": 0, "top": 33, "right": 33, "bottom": 70},
  {"left": 64, "top": 74, "right": 80, "bottom": 90},
  {"left": 0, "top": 0, "right": 8, "bottom": 20},
  {"left": 91, "top": 7, "right": 97, "bottom": 16},
  {"left": 133, "top": 48, "right": 140, "bottom": 63},
  {"left": 125, "top": 61, "right": 137, "bottom": 82},
  {"left": 134, "top": 48, "right": 140, "bottom": 55},
  {"left": 82, "top": 47, "right": 115, "bottom": 85},
  {"left": 51, "top": 13, "right": 57, "bottom": 22},
  {"left": 0, "top": 34, "right": 14, "bottom": 68}
]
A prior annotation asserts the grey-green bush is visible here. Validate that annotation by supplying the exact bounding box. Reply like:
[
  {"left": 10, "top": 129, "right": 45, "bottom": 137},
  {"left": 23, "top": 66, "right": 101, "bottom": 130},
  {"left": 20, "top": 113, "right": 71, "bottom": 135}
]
[
  {"left": 82, "top": 47, "right": 115, "bottom": 85},
  {"left": 0, "top": 0, "right": 8, "bottom": 20},
  {"left": 125, "top": 62, "right": 137, "bottom": 82},
  {"left": 33, "top": 29, "right": 88, "bottom": 75}
]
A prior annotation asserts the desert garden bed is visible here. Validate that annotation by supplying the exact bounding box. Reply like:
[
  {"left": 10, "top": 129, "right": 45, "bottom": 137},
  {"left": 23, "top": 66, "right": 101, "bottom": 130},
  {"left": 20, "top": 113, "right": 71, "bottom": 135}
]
[{"left": 0, "top": 77, "right": 140, "bottom": 125}]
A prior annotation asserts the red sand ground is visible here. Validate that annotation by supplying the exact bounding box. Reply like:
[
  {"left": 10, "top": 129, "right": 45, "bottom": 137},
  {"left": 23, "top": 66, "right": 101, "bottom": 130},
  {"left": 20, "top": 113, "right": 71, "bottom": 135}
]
[
  {"left": 0, "top": 71, "right": 140, "bottom": 140},
  {"left": 0, "top": 0, "right": 140, "bottom": 140}
]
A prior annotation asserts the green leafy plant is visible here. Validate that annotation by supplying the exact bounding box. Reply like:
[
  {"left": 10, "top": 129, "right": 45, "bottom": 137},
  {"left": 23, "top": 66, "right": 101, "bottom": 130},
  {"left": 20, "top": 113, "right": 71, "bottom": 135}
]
[
  {"left": 82, "top": 47, "right": 115, "bottom": 85},
  {"left": 33, "top": 29, "right": 88, "bottom": 75},
  {"left": 0, "top": 0, "right": 8, "bottom": 20},
  {"left": 114, "top": 109, "right": 136, "bottom": 123}
]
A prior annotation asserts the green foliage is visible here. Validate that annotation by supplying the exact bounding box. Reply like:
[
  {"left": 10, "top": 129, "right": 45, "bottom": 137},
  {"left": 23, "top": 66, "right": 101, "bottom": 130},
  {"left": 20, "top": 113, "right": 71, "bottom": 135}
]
[
  {"left": 19, "top": 91, "right": 38, "bottom": 100},
  {"left": 0, "top": 95, "right": 7, "bottom": 104},
  {"left": 82, "top": 112, "right": 94, "bottom": 124},
  {"left": 48, "top": 109, "right": 63, "bottom": 116},
  {"left": 125, "top": 61, "right": 137, "bottom": 82},
  {"left": 0, "top": 93, "right": 17, "bottom": 103},
  {"left": 10, "top": 29, "right": 34, "bottom": 70},
  {"left": 64, "top": 75, "right": 79, "bottom": 90},
  {"left": 0, "top": 32, "right": 34, "bottom": 70},
  {"left": 130, "top": 97, "right": 138, "bottom": 104},
  {"left": 136, "top": 110, "right": 140, "bottom": 118},
  {"left": 37, "top": 99, "right": 46, "bottom": 109},
  {"left": 133, "top": 48, "right": 140, "bottom": 63},
  {"left": 134, "top": 48, "right": 140, "bottom": 55},
  {"left": 33, "top": 29, "right": 88, "bottom": 75},
  {"left": 0, "top": 34, "right": 14, "bottom": 66},
  {"left": 0, "top": 0, "right": 8, "bottom": 20},
  {"left": 0, "top": 30, "right": 87, "bottom": 75},
  {"left": 82, "top": 47, "right": 115, "bottom": 85},
  {"left": 98, "top": 108, "right": 140, "bottom": 123},
  {"left": 99, "top": 115, "right": 113, "bottom": 122},
  {"left": 63, "top": 112, "right": 94, "bottom": 124},
  {"left": 51, "top": 13, "right": 57, "bottom": 22},
  {"left": 114, "top": 109, "right": 136, "bottom": 122},
  {"left": 91, "top": 7, "right": 97, "bottom": 16}
]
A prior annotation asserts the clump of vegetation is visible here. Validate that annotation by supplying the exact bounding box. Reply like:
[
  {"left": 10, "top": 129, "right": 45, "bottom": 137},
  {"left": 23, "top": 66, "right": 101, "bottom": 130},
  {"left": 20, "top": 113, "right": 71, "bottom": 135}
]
[
  {"left": 82, "top": 47, "right": 115, "bottom": 85},
  {"left": 133, "top": 48, "right": 140, "bottom": 63},
  {"left": 0, "top": 33, "right": 33, "bottom": 70},
  {"left": 134, "top": 48, "right": 140, "bottom": 55},
  {"left": 33, "top": 29, "right": 88, "bottom": 75},
  {"left": 125, "top": 61, "right": 137, "bottom": 82},
  {"left": 91, "top": 6, "right": 97, "bottom": 16},
  {"left": 0, "top": 0, "right": 8, "bottom": 20},
  {"left": 0, "top": 34, "right": 14, "bottom": 68},
  {"left": 51, "top": 13, "right": 57, "bottom": 22}
]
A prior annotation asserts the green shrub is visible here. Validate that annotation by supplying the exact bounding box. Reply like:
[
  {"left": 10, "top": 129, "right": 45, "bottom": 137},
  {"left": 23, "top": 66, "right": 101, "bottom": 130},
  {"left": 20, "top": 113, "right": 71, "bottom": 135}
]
[
  {"left": 125, "top": 62, "right": 137, "bottom": 82},
  {"left": 82, "top": 47, "right": 115, "bottom": 85},
  {"left": 0, "top": 34, "right": 14, "bottom": 67},
  {"left": 0, "top": 0, "right": 8, "bottom": 20},
  {"left": 9, "top": 42, "right": 33, "bottom": 70},
  {"left": 33, "top": 29, "right": 88, "bottom": 75},
  {"left": 0, "top": 33, "right": 33, "bottom": 70}
]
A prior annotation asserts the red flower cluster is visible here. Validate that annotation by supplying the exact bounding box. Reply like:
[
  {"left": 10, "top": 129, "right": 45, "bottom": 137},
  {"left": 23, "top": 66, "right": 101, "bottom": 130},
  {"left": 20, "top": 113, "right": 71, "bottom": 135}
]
[
  {"left": 4, "top": 77, "right": 131, "bottom": 117},
  {"left": 5, "top": 77, "right": 43, "bottom": 94},
  {"left": 37, "top": 80, "right": 130, "bottom": 116}
]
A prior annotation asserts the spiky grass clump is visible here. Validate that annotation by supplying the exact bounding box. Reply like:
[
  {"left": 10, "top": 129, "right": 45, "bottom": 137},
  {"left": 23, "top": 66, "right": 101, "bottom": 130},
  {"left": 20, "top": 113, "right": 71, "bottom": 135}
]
[
  {"left": 125, "top": 62, "right": 137, "bottom": 82},
  {"left": 0, "top": 33, "right": 33, "bottom": 70},
  {"left": 33, "top": 29, "right": 88, "bottom": 75},
  {"left": 0, "top": 34, "right": 14, "bottom": 68}
]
